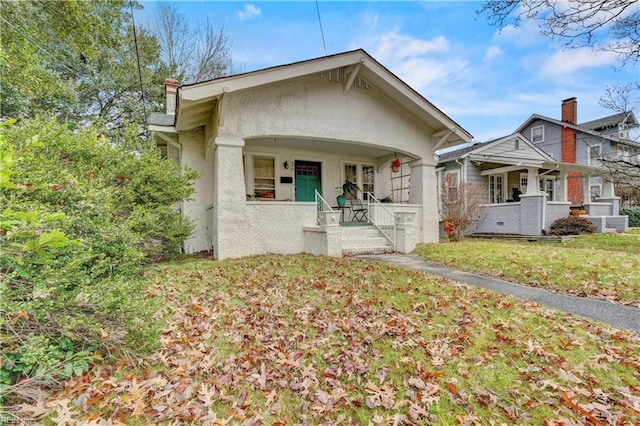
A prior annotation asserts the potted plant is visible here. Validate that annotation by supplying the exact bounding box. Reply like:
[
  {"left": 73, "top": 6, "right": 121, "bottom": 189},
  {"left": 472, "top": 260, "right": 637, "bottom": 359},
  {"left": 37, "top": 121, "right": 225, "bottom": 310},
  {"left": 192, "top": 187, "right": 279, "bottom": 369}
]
[
  {"left": 391, "top": 158, "right": 401, "bottom": 173},
  {"left": 335, "top": 180, "right": 361, "bottom": 207}
]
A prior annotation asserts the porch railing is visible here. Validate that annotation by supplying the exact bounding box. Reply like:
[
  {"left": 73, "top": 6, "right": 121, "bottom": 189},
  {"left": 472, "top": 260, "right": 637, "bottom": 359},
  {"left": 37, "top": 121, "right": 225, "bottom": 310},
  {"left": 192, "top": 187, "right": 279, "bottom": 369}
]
[
  {"left": 367, "top": 193, "right": 396, "bottom": 250},
  {"left": 315, "top": 190, "right": 333, "bottom": 225}
]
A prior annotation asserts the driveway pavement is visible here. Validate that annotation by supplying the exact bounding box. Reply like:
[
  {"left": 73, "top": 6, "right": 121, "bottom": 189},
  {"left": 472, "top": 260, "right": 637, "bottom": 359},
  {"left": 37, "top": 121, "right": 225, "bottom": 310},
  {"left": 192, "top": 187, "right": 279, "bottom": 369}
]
[{"left": 356, "top": 253, "right": 639, "bottom": 334}]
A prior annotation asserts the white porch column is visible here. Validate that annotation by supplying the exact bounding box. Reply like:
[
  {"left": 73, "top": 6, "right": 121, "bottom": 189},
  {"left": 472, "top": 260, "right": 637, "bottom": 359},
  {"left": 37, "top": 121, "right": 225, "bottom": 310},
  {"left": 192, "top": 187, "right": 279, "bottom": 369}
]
[
  {"left": 582, "top": 174, "right": 592, "bottom": 205},
  {"left": 526, "top": 168, "right": 540, "bottom": 195},
  {"left": 602, "top": 180, "right": 615, "bottom": 198},
  {"left": 212, "top": 134, "right": 251, "bottom": 260},
  {"left": 559, "top": 169, "right": 568, "bottom": 202},
  {"left": 598, "top": 180, "right": 620, "bottom": 216},
  {"left": 409, "top": 160, "right": 438, "bottom": 243}
]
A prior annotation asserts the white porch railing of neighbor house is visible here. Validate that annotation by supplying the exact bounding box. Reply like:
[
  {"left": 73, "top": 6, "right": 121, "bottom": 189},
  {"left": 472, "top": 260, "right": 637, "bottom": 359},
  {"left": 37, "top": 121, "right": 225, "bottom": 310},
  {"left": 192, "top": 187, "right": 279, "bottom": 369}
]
[
  {"left": 315, "top": 190, "right": 334, "bottom": 225},
  {"left": 367, "top": 194, "right": 396, "bottom": 250}
]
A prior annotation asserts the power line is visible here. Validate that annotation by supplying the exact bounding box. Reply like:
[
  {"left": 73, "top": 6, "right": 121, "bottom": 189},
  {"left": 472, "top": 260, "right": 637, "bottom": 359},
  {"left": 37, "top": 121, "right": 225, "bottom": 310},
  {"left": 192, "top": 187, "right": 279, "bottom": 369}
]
[
  {"left": 130, "top": 1, "right": 148, "bottom": 127},
  {"left": 315, "top": 0, "right": 327, "bottom": 56}
]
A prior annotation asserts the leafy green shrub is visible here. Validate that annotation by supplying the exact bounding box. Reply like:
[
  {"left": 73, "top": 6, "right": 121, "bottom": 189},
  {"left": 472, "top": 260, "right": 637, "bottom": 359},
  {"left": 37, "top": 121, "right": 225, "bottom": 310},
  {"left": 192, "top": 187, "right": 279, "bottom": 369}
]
[
  {"left": 620, "top": 207, "right": 640, "bottom": 227},
  {"left": 0, "top": 117, "right": 197, "bottom": 397},
  {"left": 549, "top": 216, "right": 597, "bottom": 235}
]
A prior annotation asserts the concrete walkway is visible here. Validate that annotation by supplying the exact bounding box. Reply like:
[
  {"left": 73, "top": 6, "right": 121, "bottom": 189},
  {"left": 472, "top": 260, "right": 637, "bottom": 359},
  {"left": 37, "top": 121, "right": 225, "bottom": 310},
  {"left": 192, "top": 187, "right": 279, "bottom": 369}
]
[{"left": 356, "top": 253, "right": 639, "bottom": 334}]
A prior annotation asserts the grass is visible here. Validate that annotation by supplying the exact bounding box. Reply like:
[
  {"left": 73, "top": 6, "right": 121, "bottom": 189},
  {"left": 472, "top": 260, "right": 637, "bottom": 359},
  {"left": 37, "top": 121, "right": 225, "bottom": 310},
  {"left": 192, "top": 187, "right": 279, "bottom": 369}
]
[
  {"left": 13, "top": 254, "right": 640, "bottom": 425},
  {"left": 414, "top": 234, "right": 640, "bottom": 306}
]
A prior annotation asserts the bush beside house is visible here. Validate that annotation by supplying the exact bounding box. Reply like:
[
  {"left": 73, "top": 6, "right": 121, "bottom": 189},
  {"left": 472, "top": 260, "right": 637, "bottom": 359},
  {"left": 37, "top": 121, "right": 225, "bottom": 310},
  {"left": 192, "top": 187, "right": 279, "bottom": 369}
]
[
  {"left": 0, "top": 118, "right": 197, "bottom": 397},
  {"left": 621, "top": 207, "right": 640, "bottom": 227},
  {"left": 549, "top": 216, "right": 597, "bottom": 235}
]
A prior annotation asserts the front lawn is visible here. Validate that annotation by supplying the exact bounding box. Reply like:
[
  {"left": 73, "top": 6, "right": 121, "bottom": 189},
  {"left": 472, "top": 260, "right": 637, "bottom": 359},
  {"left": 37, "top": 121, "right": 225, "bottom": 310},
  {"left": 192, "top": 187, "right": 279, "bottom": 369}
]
[
  {"left": 415, "top": 234, "right": 640, "bottom": 307},
  {"left": 12, "top": 255, "right": 640, "bottom": 425}
]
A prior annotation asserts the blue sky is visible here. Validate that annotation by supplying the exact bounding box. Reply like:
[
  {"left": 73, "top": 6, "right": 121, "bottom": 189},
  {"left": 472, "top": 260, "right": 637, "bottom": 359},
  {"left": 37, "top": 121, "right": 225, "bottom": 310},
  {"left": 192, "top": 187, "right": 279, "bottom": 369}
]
[{"left": 139, "top": 1, "right": 639, "bottom": 142}]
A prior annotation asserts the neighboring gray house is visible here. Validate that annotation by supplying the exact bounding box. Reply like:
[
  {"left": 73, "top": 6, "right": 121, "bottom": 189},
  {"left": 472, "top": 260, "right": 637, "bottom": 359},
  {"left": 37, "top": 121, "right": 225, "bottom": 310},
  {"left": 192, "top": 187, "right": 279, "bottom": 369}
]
[
  {"left": 515, "top": 97, "right": 640, "bottom": 204},
  {"left": 437, "top": 133, "right": 629, "bottom": 235}
]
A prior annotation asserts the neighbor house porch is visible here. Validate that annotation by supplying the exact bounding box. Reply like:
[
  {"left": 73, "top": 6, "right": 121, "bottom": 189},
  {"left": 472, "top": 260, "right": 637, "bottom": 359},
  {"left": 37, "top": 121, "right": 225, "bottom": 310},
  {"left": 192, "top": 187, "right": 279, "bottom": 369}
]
[{"left": 475, "top": 163, "right": 627, "bottom": 235}]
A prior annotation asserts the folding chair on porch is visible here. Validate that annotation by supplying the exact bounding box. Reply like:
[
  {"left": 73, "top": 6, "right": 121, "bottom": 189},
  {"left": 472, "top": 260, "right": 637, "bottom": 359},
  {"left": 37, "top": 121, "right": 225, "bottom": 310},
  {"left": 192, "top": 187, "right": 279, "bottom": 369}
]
[{"left": 348, "top": 198, "right": 368, "bottom": 222}]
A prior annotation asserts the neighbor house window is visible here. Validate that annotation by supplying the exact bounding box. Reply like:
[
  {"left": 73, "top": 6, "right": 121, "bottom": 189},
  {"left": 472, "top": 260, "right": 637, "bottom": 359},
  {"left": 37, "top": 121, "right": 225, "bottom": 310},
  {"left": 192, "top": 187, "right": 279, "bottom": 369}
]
[
  {"left": 489, "top": 174, "right": 505, "bottom": 203},
  {"left": 618, "top": 144, "right": 631, "bottom": 162},
  {"left": 443, "top": 170, "right": 459, "bottom": 202},
  {"left": 540, "top": 177, "right": 555, "bottom": 201},
  {"left": 253, "top": 156, "right": 275, "bottom": 199},
  {"left": 531, "top": 126, "right": 544, "bottom": 143},
  {"left": 589, "top": 144, "right": 602, "bottom": 166},
  {"left": 519, "top": 173, "right": 528, "bottom": 194}
]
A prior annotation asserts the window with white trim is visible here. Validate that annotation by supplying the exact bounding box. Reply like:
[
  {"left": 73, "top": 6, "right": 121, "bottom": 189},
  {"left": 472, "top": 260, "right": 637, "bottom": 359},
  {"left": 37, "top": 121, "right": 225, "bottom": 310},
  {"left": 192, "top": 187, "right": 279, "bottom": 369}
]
[
  {"left": 252, "top": 156, "right": 276, "bottom": 199},
  {"left": 343, "top": 162, "right": 375, "bottom": 199},
  {"left": 589, "top": 144, "right": 602, "bottom": 166},
  {"left": 531, "top": 125, "right": 544, "bottom": 143},
  {"left": 540, "top": 177, "right": 555, "bottom": 201},
  {"left": 618, "top": 144, "right": 631, "bottom": 162},
  {"left": 489, "top": 174, "right": 505, "bottom": 203},
  {"left": 442, "top": 170, "right": 459, "bottom": 202},
  {"left": 590, "top": 184, "right": 602, "bottom": 200},
  {"left": 519, "top": 173, "right": 528, "bottom": 194}
]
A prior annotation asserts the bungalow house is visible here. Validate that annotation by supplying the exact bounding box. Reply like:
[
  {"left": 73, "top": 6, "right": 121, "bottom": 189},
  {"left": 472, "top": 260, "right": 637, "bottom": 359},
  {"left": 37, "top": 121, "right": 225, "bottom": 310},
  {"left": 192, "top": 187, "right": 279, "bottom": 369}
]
[
  {"left": 149, "top": 49, "right": 472, "bottom": 259},
  {"left": 436, "top": 133, "right": 629, "bottom": 236}
]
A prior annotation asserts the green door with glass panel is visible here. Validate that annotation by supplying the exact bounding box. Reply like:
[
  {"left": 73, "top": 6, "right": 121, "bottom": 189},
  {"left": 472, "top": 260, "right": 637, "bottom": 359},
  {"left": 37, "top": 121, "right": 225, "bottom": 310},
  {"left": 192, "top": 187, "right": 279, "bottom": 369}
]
[{"left": 295, "top": 161, "right": 321, "bottom": 201}]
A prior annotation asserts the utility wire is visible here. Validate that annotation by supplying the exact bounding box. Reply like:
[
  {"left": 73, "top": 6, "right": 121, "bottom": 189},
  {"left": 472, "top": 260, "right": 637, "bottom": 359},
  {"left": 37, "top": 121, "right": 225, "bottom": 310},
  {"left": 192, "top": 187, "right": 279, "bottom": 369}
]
[
  {"left": 315, "top": 0, "right": 327, "bottom": 56},
  {"left": 130, "top": 1, "right": 148, "bottom": 127}
]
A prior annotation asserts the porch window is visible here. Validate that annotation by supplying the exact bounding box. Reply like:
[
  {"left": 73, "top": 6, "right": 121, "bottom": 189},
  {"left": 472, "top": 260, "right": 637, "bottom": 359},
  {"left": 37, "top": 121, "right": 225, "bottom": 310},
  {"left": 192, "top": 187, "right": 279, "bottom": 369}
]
[
  {"left": 589, "top": 144, "right": 602, "bottom": 166},
  {"left": 343, "top": 163, "right": 375, "bottom": 199},
  {"left": 531, "top": 126, "right": 544, "bottom": 144},
  {"left": 519, "top": 173, "right": 528, "bottom": 194},
  {"left": 362, "top": 165, "right": 374, "bottom": 200},
  {"left": 590, "top": 184, "right": 602, "bottom": 200},
  {"left": 489, "top": 174, "right": 505, "bottom": 203},
  {"left": 540, "top": 177, "right": 555, "bottom": 201},
  {"left": 253, "top": 156, "right": 276, "bottom": 199}
]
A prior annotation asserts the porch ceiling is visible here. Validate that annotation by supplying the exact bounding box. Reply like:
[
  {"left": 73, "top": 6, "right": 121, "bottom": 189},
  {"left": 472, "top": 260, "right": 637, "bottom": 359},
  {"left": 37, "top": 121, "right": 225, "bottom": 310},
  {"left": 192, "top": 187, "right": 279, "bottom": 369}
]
[{"left": 245, "top": 137, "right": 399, "bottom": 159}]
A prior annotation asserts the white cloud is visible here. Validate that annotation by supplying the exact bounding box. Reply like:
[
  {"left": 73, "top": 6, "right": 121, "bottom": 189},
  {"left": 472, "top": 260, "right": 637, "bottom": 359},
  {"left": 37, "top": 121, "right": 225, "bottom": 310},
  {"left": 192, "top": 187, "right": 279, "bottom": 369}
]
[
  {"left": 483, "top": 46, "right": 502, "bottom": 62},
  {"left": 370, "top": 31, "right": 449, "bottom": 64},
  {"left": 238, "top": 3, "right": 261, "bottom": 21},
  {"left": 538, "top": 48, "right": 617, "bottom": 77},
  {"left": 358, "top": 31, "right": 468, "bottom": 92},
  {"left": 493, "top": 17, "right": 544, "bottom": 47}
]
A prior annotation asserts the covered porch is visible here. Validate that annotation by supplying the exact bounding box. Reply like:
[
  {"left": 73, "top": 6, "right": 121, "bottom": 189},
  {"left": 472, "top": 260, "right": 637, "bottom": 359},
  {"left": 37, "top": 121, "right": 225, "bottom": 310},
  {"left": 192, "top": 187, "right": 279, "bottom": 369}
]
[{"left": 476, "top": 163, "right": 627, "bottom": 235}]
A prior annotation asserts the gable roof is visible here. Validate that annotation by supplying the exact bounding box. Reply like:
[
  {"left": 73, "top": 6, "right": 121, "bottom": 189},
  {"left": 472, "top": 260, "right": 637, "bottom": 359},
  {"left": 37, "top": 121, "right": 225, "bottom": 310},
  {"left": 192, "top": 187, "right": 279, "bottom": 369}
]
[
  {"left": 580, "top": 111, "right": 639, "bottom": 131},
  {"left": 515, "top": 114, "right": 640, "bottom": 148},
  {"left": 154, "top": 49, "right": 472, "bottom": 148},
  {"left": 437, "top": 133, "right": 554, "bottom": 167}
]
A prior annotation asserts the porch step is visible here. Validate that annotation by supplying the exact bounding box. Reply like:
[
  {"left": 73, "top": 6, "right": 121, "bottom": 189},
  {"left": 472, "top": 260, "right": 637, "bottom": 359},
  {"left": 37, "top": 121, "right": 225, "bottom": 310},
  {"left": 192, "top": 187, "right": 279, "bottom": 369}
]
[{"left": 341, "top": 225, "right": 394, "bottom": 255}]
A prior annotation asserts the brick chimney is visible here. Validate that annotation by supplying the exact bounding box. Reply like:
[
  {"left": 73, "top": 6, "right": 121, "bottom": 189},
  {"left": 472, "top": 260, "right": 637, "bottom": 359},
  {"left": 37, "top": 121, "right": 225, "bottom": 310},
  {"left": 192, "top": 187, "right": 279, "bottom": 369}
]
[
  {"left": 561, "top": 97, "right": 582, "bottom": 203},
  {"left": 165, "top": 78, "right": 179, "bottom": 115}
]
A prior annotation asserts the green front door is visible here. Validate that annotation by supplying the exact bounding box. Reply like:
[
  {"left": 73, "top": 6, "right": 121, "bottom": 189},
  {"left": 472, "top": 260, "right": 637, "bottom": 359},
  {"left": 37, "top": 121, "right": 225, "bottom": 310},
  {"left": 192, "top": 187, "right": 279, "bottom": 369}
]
[{"left": 295, "top": 161, "right": 321, "bottom": 201}]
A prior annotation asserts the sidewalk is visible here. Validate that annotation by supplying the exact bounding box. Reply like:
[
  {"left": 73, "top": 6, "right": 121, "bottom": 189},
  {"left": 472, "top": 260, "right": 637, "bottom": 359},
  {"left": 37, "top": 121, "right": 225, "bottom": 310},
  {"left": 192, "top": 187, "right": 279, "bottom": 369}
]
[{"left": 356, "top": 253, "right": 639, "bottom": 334}]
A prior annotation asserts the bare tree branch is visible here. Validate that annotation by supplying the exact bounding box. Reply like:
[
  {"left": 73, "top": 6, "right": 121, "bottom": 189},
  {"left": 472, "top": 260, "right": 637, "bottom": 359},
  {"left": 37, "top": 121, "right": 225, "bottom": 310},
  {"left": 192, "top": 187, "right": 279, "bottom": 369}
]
[
  {"left": 153, "top": 2, "right": 231, "bottom": 84},
  {"left": 479, "top": 0, "right": 640, "bottom": 65}
]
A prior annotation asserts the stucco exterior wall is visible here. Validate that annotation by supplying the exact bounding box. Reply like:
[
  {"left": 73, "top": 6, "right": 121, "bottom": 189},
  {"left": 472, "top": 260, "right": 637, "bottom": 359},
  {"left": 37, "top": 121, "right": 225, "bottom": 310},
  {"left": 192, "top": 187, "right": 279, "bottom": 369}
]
[
  {"left": 245, "top": 202, "right": 317, "bottom": 255},
  {"left": 220, "top": 75, "right": 435, "bottom": 159},
  {"left": 180, "top": 129, "right": 213, "bottom": 253}
]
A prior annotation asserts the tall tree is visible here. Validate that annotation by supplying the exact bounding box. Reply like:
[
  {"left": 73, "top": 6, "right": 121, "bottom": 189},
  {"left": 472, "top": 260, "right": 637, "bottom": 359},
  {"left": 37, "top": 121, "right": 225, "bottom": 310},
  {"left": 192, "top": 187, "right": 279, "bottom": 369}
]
[
  {"left": 1, "top": 0, "right": 166, "bottom": 136},
  {"left": 479, "top": 0, "right": 640, "bottom": 66},
  {"left": 153, "top": 2, "right": 232, "bottom": 84}
]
